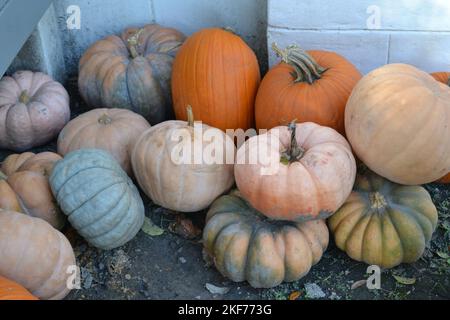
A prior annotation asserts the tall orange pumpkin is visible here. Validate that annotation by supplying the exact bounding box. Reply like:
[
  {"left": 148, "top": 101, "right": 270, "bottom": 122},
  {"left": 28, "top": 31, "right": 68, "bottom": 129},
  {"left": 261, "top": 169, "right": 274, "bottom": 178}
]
[
  {"left": 0, "top": 276, "right": 37, "bottom": 300},
  {"left": 431, "top": 71, "right": 450, "bottom": 183},
  {"left": 255, "top": 44, "right": 362, "bottom": 134},
  {"left": 171, "top": 28, "right": 260, "bottom": 131}
]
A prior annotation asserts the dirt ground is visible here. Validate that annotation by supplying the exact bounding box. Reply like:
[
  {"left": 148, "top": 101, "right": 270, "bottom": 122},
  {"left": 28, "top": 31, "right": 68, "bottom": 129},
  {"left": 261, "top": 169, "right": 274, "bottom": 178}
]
[{"left": 1, "top": 80, "right": 449, "bottom": 300}]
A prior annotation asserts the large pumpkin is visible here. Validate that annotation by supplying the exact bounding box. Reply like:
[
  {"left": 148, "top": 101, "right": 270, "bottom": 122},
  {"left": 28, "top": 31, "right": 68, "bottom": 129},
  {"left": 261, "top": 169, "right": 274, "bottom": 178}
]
[
  {"left": 0, "top": 71, "right": 70, "bottom": 151},
  {"left": 78, "top": 24, "right": 185, "bottom": 124},
  {"left": 0, "top": 210, "right": 76, "bottom": 299},
  {"left": 328, "top": 170, "right": 438, "bottom": 269},
  {"left": 0, "top": 276, "right": 38, "bottom": 300},
  {"left": 132, "top": 107, "right": 235, "bottom": 212},
  {"left": 203, "top": 191, "right": 329, "bottom": 288},
  {"left": 57, "top": 108, "right": 150, "bottom": 175},
  {"left": 235, "top": 122, "right": 356, "bottom": 221},
  {"left": 171, "top": 28, "right": 260, "bottom": 131},
  {"left": 431, "top": 71, "right": 450, "bottom": 183},
  {"left": 256, "top": 44, "right": 361, "bottom": 134},
  {"left": 50, "top": 149, "right": 145, "bottom": 250},
  {"left": 0, "top": 152, "right": 65, "bottom": 229},
  {"left": 345, "top": 64, "right": 450, "bottom": 185}
]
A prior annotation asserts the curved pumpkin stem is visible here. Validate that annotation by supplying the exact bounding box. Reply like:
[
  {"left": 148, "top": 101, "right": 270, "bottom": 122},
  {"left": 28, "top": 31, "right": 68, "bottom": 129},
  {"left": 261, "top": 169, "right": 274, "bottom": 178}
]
[
  {"left": 98, "top": 113, "right": 112, "bottom": 125},
  {"left": 280, "top": 120, "right": 305, "bottom": 165},
  {"left": 127, "top": 28, "right": 144, "bottom": 59},
  {"left": 19, "top": 90, "right": 30, "bottom": 104},
  {"left": 272, "top": 42, "right": 327, "bottom": 84},
  {"left": 186, "top": 105, "right": 194, "bottom": 127}
]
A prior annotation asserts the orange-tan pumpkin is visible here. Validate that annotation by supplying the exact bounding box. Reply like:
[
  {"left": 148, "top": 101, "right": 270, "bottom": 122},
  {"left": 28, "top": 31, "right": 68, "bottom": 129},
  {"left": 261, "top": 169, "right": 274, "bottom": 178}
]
[
  {"left": 57, "top": 108, "right": 151, "bottom": 175},
  {"left": 0, "top": 276, "right": 38, "bottom": 300},
  {"left": 0, "top": 210, "right": 76, "bottom": 300},
  {"left": 79, "top": 24, "right": 185, "bottom": 124},
  {"left": 0, "top": 152, "right": 65, "bottom": 229},
  {"left": 234, "top": 122, "right": 356, "bottom": 221},
  {"left": 345, "top": 64, "right": 450, "bottom": 185},
  {"left": 171, "top": 28, "right": 260, "bottom": 131},
  {"left": 255, "top": 44, "right": 361, "bottom": 134},
  {"left": 328, "top": 170, "right": 438, "bottom": 269}
]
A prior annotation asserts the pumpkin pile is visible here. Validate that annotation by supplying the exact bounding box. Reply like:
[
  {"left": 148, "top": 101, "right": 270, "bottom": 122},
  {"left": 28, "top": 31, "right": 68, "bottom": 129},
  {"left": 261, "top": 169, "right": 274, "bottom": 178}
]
[{"left": 0, "top": 21, "right": 449, "bottom": 299}]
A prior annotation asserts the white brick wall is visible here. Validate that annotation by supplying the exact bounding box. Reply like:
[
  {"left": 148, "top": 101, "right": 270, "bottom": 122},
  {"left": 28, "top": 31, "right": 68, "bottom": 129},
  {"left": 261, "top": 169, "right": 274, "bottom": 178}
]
[{"left": 268, "top": 0, "right": 450, "bottom": 74}]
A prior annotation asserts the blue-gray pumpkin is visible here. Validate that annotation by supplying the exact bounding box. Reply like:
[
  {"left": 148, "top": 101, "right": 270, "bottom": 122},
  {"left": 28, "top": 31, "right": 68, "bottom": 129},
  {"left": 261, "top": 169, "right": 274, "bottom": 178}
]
[{"left": 49, "top": 149, "right": 145, "bottom": 250}]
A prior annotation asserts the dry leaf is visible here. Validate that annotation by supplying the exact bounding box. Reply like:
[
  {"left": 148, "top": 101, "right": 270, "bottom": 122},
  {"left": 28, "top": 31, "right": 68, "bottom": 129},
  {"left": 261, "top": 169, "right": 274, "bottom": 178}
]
[
  {"left": 393, "top": 275, "right": 416, "bottom": 285},
  {"left": 351, "top": 279, "right": 367, "bottom": 290},
  {"left": 141, "top": 217, "right": 164, "bottom": 236},
  {"left": 169, "top": 215, "right": 201, "bottom": 239},
  {"left": 205, "top": 283, "right": 230, "bottom": 295},
  {"left": 289, "top": 291, "right": 301, "bottom": 300}
]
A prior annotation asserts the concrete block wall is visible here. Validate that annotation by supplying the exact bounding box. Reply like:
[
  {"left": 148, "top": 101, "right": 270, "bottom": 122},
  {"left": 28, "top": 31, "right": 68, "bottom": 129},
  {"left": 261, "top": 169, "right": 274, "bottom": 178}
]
[{"left": 268, "top": 0, "right": 450, "bottom": 74}]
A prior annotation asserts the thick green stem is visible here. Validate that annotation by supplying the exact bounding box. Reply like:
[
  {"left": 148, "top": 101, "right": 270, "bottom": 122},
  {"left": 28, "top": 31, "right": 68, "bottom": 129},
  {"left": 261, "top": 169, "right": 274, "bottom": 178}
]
[
  {"left": 127, "top": 28, "right": 144, "bottom": 59},
  {"left": 19, "top": 90, "right": 30, "bottom": 104},
  {"left": 98, "top": 113, "right": 112, "bottom": 125},
  {"left": 186, "top": 105, "right": 194, "bottom": 127},
  {"left": 272, "top": 42, "right": 327, "bottom": 84},
  {"left": 280, "top": 120, "right": 305, "bottom": 165}
]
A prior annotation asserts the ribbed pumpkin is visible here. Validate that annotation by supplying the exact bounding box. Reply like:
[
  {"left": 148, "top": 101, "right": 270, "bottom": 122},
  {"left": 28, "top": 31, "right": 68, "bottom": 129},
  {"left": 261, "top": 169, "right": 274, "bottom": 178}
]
[
  {"left": 57, "top": 108, "right": 151, "bottom": 175},
  {"left": 0, "top": 71, "right": 70, "bottom": 151},
  {"left": 345, "top": 64, "right": 450, "bottom": 185},
  {"left": 235, "top": 122, "right": 356, "bottom": 221},
  {"left": 328, "top": 170, "right": 438, "bottom": 269},
  {"left": 171, "top": 28, "right": 260, "bottom": 131},
  {"left": 79, "top": 24, "right": 185, "bottom": 124},
  {"left": 255, "top": 44, "right": 362, "bottom": 134},
  {"left": 431, "top": 71, "right": 450, "bottom": 183},
  {"left": 50, "top": 149, "right": 145, "bottom": 250},
  {"left": 0, "top": 276, "right": 38, "bottom": 300},
  {"left": 0, "top": 152, "right": 65, "bottom": 229},
  {"left": 132, "top": 107, "right": 235, "bottom": 212},
  {"left": 203, "top": 191, "right": 329, "bottom": 288},
  {"left": 0, "top": 210, "right": 76, "bottom": 300}
]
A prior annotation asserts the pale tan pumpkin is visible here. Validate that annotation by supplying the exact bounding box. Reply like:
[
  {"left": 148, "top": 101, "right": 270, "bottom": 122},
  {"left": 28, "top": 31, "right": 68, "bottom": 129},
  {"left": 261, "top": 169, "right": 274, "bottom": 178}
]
[
  {"left": 57, "top": 108, "right": 151, "bottom": 175},
  {"left": 0, "top": 210, "right": 76, "bottom": 300},
  {"left": 131, "top": 107, "right": 235, "bottom": 212},
  {"left": 235, "top": 122, "right": 356, "bottom": 221},
  {"left": 0, "top": 71, "right": 70, "bottom": 151},
  {"left": 345, "top": 64, "right": 450, "bottom": 185},
  {"left": 0, "top": 152, "right": 65, "bottom": 229}
]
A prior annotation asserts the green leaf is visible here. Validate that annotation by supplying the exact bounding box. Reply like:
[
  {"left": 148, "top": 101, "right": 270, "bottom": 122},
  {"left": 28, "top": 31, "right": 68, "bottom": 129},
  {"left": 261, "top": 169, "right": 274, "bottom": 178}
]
[
  {"left": 392, "top": 275, "right": 416, "bottom": 285},
  {"left": 447, "top": 258, "right": 450, "bottom": 265},
  {"left": 437, "top": 251, "right": 449, "bottom": 259},
  {"left": 141, "top": 217, "right": 164, "bottom": 236}
]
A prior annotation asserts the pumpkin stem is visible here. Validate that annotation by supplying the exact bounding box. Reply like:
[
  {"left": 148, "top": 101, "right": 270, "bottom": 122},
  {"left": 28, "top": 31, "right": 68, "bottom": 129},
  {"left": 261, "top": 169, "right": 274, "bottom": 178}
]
[
  {"left": 369, "top": 192, "right": 387, "bottom": 210},
  {"left": 447, "top": 75, "right": 450, "bottom": 87},
  {"left": 280, "top": 120, "right": 305, "bottom": 164},
  {"left": 19, "top": 90, "right": 30, "bottom": 104},
  {"left": 222, "top": 26, "right": 237, "bottom": 35},
  {"left": 186, "top": 105, "right": 194, "bottom": 127},
  {"left": 127, "top": 28, "right": 144, "bottom": 59},
  {"left": 98, "top": 113, "right": 112, "bottom": 125},
  {"left": 271, "top": 42, "right": 327, "bottom": 84},
  {"left": 0, "top": 171, "right": 7, "bottom": 180}
]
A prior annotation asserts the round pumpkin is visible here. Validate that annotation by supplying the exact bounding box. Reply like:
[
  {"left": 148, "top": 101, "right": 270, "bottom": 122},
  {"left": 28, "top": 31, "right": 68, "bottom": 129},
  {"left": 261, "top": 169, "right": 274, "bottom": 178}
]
[
  {"left": 203, "top": 191, "right": 329, "bottom": 288},
  {"left": 328, "top": 170, "right": 438, "bottom": 269},
  {"left": 79, "top": 24, "right": 185, "bottom": 124},
  {"left": 431, "top": 71, "right": 450, "bottom": 183},
  {"left": 50, "top": 149, "right": 145, "bottom": 250},
  {"left": 57, "top": 108, "right": 151, "bottom": 175},
  {"left": 256, "top": 44, "right": 361, "bottom": 134},
  {"left": 234, "top": 121, "right": 356, "bottom": 221},
  {"left": 0, "top": 210, "right": 76, "bottom": 300},
  {"left": 0, "top": 70, "right": 70, "bottom": 151},
  {"left": 345, "top": 64, "right": 450, "bottom": 185},
  {"left": 131, "top": 107, "right": 235, "bottom": 212},
  {"left": 0, "top": 152, "right": 65, "bottom": 229},
  {"left": 171, "top": 28, "right": 260, "bottom": 131},
  {"left": 0, "top": 276, "right": 38, "bottom": 300}
]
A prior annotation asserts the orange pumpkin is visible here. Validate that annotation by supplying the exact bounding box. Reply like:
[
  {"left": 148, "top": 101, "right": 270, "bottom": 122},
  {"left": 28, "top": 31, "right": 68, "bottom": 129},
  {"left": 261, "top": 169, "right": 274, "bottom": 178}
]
[
  {"left": 0, "top": 276, "right": 38, "bottom": 300},
  {"left": 255, "top": 44, "right": 362, "bottom": 134},
  {"left": 172, "top": 28, "right": 260, "bottom": 131},
  {"left": 431, "top": 71, "right": 450, "bottom": 183}
]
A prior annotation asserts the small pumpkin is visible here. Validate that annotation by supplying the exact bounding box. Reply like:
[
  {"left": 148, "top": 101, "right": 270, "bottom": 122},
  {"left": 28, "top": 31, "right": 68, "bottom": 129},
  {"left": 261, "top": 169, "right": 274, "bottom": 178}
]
[
  {"left": 328, "top": 170, "right": 438, "bottom": 269},
  {"left": 431, "top": 71, "right": 450, "bottom": 183},
  {"left": 345, "top": 64, "right": 450, "bottom": 185},
  {"left": 79, "top": 24, "right": 185, "bottom": 124},
  {"left": 57, "top": 108, "right": 151, "bottom": 175},
  {"left": 0, "top": 152, "right": 65, "bottom": 229},
  {"left": 131, "top": 107, "right": 235, "bottom": 212},
  {"left": 50, "top": 149, "right": 145, "bottom": 250},
  {"left": 172, "top": 28, "right": 260, "bottom": 131},
  {"left": 0, "top": 71, "right": 70, "bottom": 151},
  {"left": 235, "top": 121, "right": 356, "bottom": 221},
  {"left": 0, "top": 210, "right": 76, "bottom": 300},
  {"left": 203, "top": 191, "right": 329, "bottom": 288},
  {"left": 0, "top": 276, "right": 38, "bottom": 300},
  {"left": 255, "top": 44, "right": 362, "bottom": 134}
]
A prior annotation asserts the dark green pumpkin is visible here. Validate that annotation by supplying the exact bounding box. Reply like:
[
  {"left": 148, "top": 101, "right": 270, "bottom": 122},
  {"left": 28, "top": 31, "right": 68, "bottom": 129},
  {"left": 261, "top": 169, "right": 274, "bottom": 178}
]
[{"left": 78, "top": 24, "right": 185, "bottom": 125}]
